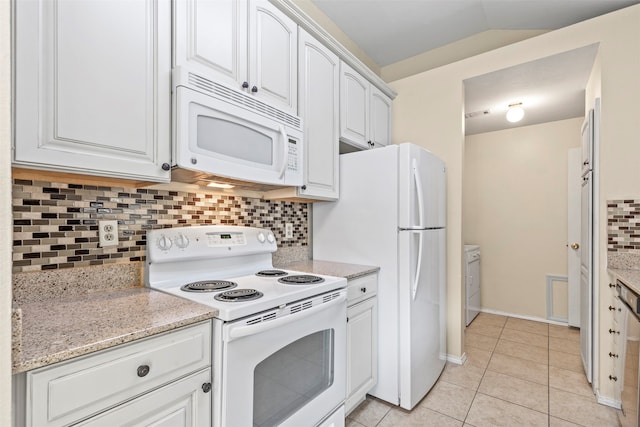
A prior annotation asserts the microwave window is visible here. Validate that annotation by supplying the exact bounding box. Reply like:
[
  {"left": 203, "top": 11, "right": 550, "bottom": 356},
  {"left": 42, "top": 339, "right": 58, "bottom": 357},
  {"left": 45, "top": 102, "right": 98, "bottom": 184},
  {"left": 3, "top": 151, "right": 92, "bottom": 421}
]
[{"left": 197, "top": 115, "right": 273, "bottom": 165}]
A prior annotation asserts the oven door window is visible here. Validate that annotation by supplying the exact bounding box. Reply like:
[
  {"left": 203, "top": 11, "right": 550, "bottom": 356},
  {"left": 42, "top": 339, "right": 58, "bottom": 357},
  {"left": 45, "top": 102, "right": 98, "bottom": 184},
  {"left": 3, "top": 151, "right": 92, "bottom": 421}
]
[
  {"left": 253, "top": 330, "right": 334, "bottom": 427},
  {"left": 197, "top": 115, "right": 273, "bottom": 166}
]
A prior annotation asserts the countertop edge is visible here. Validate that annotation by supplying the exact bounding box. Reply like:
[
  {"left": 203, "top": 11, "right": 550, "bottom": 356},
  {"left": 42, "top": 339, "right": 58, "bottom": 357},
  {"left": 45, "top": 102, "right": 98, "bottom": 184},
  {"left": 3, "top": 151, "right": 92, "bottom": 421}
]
[
  {"left": 274, "top": 259, "right": 380, "bottom": 280},
  {"left": 12, "top": 289, "right": 218, "bottom": 375},
  {"left": 13, "top": 314, "right": 215, "bottom": 374},
  {"left": 608, "top": 268, "right": 640, "bottom": 296}
]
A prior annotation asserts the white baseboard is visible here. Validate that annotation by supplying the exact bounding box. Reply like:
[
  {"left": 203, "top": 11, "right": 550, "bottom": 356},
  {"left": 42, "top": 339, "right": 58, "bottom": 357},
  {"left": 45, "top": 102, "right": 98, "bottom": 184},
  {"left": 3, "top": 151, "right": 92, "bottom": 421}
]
[
  {"left": 446, "top": 352, "right": 467, "bottom": 365},
  {"left": 479, "top": 308, "right": 571, "bottom": 327},
  {"left": 596, "top": 391, "right": 621, "bottom": 409}
]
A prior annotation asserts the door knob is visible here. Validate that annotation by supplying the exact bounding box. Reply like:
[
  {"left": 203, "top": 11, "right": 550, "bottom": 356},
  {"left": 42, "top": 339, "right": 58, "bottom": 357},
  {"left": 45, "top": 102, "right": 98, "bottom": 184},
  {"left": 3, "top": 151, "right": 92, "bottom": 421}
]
[{"left": 571, "top": 243, "right": 579, "bottom": 250}]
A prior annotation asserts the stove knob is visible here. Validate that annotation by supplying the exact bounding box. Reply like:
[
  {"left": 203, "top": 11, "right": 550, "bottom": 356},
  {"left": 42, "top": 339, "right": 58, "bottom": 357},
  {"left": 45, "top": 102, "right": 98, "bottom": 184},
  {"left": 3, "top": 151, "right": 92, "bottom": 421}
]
[
  {"left": 257, "top": 232, "right": 266, "bottom": 243},
  {"left": 157, "top": 235, "right": 172, "bottom": 251},
  {"left": 267, "top": 232, "right": 275, "bottom": 243},
  {"left": 174, "top": 233, "right": 189, "bottom": 249}
]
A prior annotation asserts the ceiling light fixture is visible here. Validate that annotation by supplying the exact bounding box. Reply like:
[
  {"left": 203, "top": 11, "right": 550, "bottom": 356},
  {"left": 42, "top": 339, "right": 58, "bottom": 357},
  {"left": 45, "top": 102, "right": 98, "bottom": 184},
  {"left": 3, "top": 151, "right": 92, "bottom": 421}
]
[
  {"left": 506, "top": 103, "right": 525, "bottom": 123},
  {"left": 207, "top": 182, "right": 235, "bottom": 189}
]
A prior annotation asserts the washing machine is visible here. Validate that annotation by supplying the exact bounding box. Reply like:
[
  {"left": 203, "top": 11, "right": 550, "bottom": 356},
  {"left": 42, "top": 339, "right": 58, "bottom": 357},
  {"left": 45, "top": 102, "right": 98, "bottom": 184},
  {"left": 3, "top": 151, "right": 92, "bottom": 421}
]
[{"left": 465, "top": 245, "right": 481, "bottom": 326}]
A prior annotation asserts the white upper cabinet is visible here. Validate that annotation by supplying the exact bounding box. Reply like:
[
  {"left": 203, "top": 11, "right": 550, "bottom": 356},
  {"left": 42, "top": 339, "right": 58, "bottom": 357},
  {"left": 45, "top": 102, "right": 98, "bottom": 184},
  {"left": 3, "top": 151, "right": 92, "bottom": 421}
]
[
  {"left": 370, "top": 85, "right": 393, "bottom": 147},
  {"left": 340, "top": 61, "right": 392, "bottom": 150},
  {"left": 298, "top": 29, "right": 340, "bottom": 200},
  {"left": 173, "top": 0, "right": 247, "bottom": 90},
  {"left": 340, "top": 62, "right": 370, "bottom": 148},
  {"left": 263, "top": 28, "right": 340, "bottom": 202},
  {"left": 14, "top": 0, "right": 171, "bottom": 182},
  {"left": 175, "top": 0, "right": 297, "bottom": 115}
]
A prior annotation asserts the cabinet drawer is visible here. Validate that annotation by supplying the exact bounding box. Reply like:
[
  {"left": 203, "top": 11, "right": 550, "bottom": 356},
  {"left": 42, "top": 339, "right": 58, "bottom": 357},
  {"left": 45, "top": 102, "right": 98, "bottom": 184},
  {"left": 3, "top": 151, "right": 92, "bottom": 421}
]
[
  {"left": 27, "top": 321, "right": 211, "bottom": 427},
  {"left": 76, "top": 368, "right": 211, "bottom": 427},
  {"left": 347, "top": 273, "right": 378, "bottom": 305}
]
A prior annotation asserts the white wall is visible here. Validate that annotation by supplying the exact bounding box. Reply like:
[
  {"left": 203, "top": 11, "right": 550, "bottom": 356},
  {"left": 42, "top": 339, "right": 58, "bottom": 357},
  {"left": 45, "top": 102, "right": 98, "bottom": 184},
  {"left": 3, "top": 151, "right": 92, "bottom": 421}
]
[
  {"left": 1, "top": 0, "right": 12, "bottom": 423},
  {"left": 464, "top": 118, "right": 582, "bottom": 319},
  {"left": 388, "top": 6, "right": 640, "bottom": 402}
]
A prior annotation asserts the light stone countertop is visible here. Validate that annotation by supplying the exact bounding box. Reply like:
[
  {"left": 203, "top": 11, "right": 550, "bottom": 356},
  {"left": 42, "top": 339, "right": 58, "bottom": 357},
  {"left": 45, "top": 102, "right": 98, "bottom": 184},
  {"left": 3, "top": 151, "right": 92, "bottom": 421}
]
[
  {"left": 12, "top": 263, "right": 217, "bottom": 374},
  {"left": 609, "top": 268, "right": 640, "bottom": 295},
  {"left": 13, "top": 287, "right": 216, "bottom": 374},
  {"left": 275, "top": 259, "right": 379, "bottom": 280}
]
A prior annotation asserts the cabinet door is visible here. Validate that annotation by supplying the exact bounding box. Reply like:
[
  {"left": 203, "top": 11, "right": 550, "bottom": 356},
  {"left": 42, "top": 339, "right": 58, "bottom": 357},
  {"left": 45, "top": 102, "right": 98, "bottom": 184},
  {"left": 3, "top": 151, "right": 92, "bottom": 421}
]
[
  {"left": 27, "top": 322, "right": 211, "bottom": 427},
  {"left": 298, "top": 29, "right": 339, "bottom": 200},
  {"left": 346, "top": 297, "right": 378, "bottom": 414},
  {"left": 174, "top": 0, "right": 248, "bottom": 91},
  {"left": 249, "top": 0, "right": 298, "bottom": 115},
  {"left": 340, "top": 61, "right": 370, "bottom": 148},
  {"left": 369, "top": 85, "right": 392, "bottom": 147},
  {"left": 14, "top": 0, "right": 171, "bottom": 182},
  {"left": 76, "top": 369, "right": 211, "bottom": 427}
]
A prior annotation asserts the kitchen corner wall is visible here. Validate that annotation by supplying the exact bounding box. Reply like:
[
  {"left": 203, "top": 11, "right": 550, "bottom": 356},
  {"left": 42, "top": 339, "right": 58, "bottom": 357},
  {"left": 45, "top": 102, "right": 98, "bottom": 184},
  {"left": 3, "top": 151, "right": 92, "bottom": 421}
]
[{"left": 12, "top": 179, "right": 309, "bottom": 273}]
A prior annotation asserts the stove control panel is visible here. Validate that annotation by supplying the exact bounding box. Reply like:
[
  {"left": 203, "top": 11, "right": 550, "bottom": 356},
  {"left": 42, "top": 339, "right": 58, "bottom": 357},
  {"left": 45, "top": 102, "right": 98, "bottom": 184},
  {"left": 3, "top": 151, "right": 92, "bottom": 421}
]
[
  {"left": 147, "top": 226, "right": 277, "bottom": 264},
  {"left": 207, "top": 231, "right": 246, "bottom": 247}
]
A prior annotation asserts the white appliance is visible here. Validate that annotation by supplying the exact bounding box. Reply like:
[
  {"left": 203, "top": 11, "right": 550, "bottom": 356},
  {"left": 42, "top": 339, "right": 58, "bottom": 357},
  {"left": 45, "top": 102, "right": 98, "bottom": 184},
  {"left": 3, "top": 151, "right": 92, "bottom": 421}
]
[
  {"left": 171, "top": 67, "right": 304, "bottom": 188},
  {"left": 313, "top": 143, "right": 447, "bottom": 410},
  {"left": 580, "top": 100, "right": 598, "bottom": 384},
  {"left": 465, "top": 245, "right": 481, "bottom": 326},
  {"left": 146, "top": 226, "right": 347, "bottom": 427}
]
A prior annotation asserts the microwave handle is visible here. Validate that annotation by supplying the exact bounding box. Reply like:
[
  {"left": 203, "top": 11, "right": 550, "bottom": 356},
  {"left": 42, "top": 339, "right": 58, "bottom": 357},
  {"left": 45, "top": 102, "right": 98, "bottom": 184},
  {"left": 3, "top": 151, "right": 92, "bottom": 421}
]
[{"left": 278, "top": 125, "right": 288, "bottom": 179}]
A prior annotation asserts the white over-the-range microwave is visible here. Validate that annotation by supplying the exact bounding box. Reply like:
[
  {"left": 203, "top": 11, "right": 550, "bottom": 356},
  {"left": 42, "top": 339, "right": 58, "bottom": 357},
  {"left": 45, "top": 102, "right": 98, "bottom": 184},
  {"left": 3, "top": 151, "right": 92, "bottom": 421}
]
[{"left": 171, "top": 67, "right": 303, "bottom": 189}]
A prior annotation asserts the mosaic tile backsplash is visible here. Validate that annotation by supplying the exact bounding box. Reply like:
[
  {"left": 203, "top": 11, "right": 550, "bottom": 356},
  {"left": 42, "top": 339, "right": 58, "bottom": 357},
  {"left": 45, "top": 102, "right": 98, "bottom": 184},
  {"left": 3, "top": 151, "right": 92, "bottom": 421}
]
[
  {"left": 12, "top": 179, "right": 309, "bottom": 273},
  {"left": 608, "top": 199, "right": 640, "bottom": 269}
]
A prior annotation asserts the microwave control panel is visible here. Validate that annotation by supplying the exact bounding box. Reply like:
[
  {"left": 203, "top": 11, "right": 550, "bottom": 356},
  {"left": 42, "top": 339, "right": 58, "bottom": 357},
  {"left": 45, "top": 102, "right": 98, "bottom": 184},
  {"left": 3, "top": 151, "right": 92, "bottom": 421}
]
[{"left": 287, "top": 139, "right": 299, "bottom": 172}]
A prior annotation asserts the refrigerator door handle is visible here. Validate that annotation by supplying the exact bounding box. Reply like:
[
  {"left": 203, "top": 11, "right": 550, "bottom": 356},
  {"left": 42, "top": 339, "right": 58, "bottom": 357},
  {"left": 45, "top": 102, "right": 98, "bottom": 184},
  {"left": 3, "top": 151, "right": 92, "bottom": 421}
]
[
  {"left": 411, "top": 230, "right": 424, "bottom": 301},
  {"left": 413, "top": 159, "right": 425, "bottom": 228}
]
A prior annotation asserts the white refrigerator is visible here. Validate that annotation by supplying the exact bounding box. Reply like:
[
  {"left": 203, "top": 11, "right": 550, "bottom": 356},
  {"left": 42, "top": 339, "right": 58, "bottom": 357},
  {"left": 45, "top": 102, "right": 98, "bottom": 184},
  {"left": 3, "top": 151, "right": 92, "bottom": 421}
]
[{"left": 313, "top": 143, "right": 446, "bottom": 410}]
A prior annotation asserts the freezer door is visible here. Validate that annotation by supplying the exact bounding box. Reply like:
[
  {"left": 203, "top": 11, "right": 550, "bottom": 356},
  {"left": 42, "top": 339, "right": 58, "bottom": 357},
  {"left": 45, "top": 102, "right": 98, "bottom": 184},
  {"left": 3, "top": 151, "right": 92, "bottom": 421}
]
[
  {"left": 398, "top": 144, "right": 446, "bottom": 229},
  {"left": 398, "top": 228, "right": 446, "bottom": 410}
]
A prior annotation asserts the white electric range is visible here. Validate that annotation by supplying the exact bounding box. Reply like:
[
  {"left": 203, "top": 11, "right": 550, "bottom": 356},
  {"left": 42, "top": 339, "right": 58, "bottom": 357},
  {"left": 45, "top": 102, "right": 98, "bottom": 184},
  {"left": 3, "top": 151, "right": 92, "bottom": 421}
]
[{"left": 146, "top": 225, "right": 348, "bottom": 427}]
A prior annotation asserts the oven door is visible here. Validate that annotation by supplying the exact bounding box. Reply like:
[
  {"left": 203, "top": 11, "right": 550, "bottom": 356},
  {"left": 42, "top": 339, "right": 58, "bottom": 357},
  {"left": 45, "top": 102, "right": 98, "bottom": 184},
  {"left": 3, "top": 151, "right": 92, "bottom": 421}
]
[
  {"left": 174, "top": 86, "right": 303, "bottom": 186},
  {"left": 217, "top": 290, "right": 346, "bottom": 427}
]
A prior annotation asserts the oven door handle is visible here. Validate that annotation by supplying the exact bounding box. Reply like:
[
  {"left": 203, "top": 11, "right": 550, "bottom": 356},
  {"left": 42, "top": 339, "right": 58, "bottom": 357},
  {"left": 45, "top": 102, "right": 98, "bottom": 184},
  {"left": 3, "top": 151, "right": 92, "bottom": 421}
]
[{"left": 224, "top": 292, "right": 346, "bottom": 342}]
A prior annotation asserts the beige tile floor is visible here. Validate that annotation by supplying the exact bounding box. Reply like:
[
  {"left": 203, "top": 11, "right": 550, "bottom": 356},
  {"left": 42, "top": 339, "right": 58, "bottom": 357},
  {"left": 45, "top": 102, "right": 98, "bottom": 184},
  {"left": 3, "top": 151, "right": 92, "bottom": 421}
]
[{"left": 345, "top": 312, "right": 620, "bottom": 427}]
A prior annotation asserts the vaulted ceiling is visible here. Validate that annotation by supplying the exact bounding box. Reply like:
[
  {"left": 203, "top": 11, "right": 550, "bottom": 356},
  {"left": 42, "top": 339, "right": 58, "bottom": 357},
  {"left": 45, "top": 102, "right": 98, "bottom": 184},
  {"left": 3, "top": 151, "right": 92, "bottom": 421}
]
[{"left": 310, "top": 0, "right": 637, "bottom": 133}]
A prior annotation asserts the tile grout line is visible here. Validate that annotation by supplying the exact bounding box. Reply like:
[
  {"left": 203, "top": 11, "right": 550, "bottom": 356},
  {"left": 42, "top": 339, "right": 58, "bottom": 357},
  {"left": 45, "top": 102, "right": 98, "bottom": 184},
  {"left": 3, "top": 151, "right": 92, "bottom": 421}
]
[{"left": 461, "top": 317, "right": 507, "bottom": 425}]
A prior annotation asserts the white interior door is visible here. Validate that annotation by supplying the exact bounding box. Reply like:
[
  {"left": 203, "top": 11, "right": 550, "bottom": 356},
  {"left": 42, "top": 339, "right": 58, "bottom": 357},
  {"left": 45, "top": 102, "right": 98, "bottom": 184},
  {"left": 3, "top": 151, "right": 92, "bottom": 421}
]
[
  {"left": 580, "top": 171, "right": 593, "bottom": 384},
  {"left": 567, "top": 148, "right": 581, "bottom": 327}
]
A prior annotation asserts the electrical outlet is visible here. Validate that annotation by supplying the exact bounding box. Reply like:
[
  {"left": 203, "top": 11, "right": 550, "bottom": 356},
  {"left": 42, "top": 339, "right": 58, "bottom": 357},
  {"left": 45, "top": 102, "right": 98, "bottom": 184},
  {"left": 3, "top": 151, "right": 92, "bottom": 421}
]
[
  {"left": 99, "top": 220, "right": 119, "bottom": 247},
  {"left": 285, "top": 223, "right": 293, "bottom": 239}
]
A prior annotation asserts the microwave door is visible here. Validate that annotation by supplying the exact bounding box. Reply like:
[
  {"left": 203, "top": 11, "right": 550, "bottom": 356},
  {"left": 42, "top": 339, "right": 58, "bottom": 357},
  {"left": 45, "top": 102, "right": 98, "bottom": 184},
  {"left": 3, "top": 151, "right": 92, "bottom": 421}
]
[{"left": 174, "top": 86, "right": 303, "bottom": 186}]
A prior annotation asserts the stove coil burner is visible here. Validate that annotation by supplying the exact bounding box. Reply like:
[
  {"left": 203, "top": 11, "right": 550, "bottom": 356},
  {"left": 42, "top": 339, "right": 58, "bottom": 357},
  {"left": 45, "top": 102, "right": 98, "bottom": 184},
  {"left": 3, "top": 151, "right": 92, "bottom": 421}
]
[
  {"left": 180, "top": 280, "right": 237, "bottom": 293},
  {"left": 278, "top": 275, "right": 325, "bottom": 285},
  {"left": 214, "top": 288, "right": 264, "bottom": 302},
  {"left": 255, "top": 269, "right": 288, "bottom": 277}
]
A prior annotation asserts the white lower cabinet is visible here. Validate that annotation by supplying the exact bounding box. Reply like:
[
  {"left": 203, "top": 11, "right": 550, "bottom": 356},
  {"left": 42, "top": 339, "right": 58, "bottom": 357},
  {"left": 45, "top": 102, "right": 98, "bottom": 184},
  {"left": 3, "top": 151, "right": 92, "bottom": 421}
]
[
  {"left": 14, "top": 321, "right": 212, "bottom": 427},
  {"left": 76, "top": 368, "right": 211, "bottom": 427},
  {"left": 346, "top": 273, "right": 378, "bottom": 415}
]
